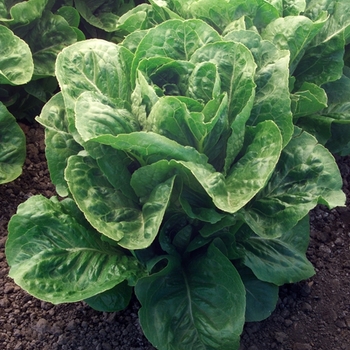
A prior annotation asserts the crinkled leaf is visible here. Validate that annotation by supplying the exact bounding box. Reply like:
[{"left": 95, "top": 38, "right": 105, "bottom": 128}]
[
  {"left": 262, "top": 14, "right": 327, "bottom": 72},
  {"left": 158, "top": 0, "right": 257, "bottom": 33},
  {"left": 20, "top": 11, "right": 78, "bottom": 77},
  {"left": 36, "top": 92, "right": 82, "bottom": 197},
  {"left": 56, "top": 39, "right": 134, "bottom": 143},
  {"left": 0, "top": 25, "right": 34, "bottom": 85},
  {"left": 226, "top": 31, "right": 294, "bottom": 147},
  {"left": 135, "top": 244, "right": 246, "bottom": 350},
  {"left": 237, "top": 216, "right": 315, "bottom": 286},
  {"left": 6, "top": 195, "right": 145, "bottom": 304},
  {"left": 295, "top": 0, "right": 350, "bottom": 86},
  {"left": 65, "top": 154, "right": 175, "bottom": 249},
  {"left": 129, "top": 120, "right": 281, "bottom": 215},
  {"left": 223, "top": 120, "right": 282, "bottom": 213},
  {"left": 0, "top": 102, "right": 25, "bottom": 184},
  {"left": 75, "top": 91, "right": 139, "bottom": 142},
  {"left": 190, "top": 41, "right": 256, "bottom": 122},
  {"left": 242, "top": 127, "right": 346, "bottom": 237},
  {"left": 131, "top": 19, "right": 222, "bottom": 84}
]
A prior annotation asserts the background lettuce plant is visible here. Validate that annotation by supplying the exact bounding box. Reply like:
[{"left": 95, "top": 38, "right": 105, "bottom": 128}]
[
  {"left": 4, "top": 1, "right": 350, "bottom": 350},
  {"left": 0, "top": 0, "right": 162, "bottom": 182},
  {"left": 155, "top": 0, "right": 350, "bottom": 155}
]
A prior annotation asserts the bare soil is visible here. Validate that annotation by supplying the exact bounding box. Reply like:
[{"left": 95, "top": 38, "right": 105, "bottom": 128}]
[{"left": 0, "top": 123, "right": 349, "bottom": 350}]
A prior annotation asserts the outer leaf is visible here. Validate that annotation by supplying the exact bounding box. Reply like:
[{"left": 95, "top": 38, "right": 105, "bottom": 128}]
[
  {"left": 84, "top": 281, "right": 132, "bottom": 312},
  {"left": 0, "top": 25, "right": 34, "bottom": 85},
  {"left": 6, "top": 195, "right": 145, "bottom": 304},
  {"left": 294, "top": 34, "right": 344, "bottom": 86},
  {"left": 237, "top": 216, "right": 315, "bottom": 285},
  {"left": 56, "top": 6, "right": 80, "bottom": 27},
  {"left": 242, "top": 127, "right": 346, "bottom": 237},
  {"left": 36, "top": 92, "right": 82, "bottom": 197},
  {"left": 238, "top": 266, "right": 279, "bottom": 322},
  {"left": 74, "top": 0, "right": 135, "bottom": 32},
  {"left": 65, "top": 154, "right": 175, "bottom": 249},
  {"left": 0, "top": 102, "right": 25, "bottom": 184},
  {"left": 135, "top": 244, "right": 246, "bottom": 350},
  {"left": 91, "top": 131, "right": 209, "bottom": 166}
]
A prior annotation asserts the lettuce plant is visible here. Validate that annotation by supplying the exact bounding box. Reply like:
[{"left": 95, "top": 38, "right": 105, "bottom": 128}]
[{"left": 5, "top": 7, "right": 347, "bottom": 350}]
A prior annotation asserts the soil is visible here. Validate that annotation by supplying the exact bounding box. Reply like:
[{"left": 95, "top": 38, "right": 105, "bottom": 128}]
[{"left": 0, "top": 122, "right": 349, "bottom": 350}]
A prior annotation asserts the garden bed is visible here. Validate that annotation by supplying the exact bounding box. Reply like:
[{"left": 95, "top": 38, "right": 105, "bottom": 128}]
[{"left": 0, "top": 122, "right": 349, "bottom": 350}]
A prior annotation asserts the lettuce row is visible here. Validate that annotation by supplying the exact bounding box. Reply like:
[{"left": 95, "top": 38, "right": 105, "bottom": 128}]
[
  {"left": 156, "top": 0, "right": 350, "bottom": 154},
  {"left": 4, "top": 7, "right": 347, "bottom": 350}
]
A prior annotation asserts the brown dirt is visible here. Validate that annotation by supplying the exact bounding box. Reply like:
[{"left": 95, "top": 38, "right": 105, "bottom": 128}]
[{"left": 0, "top": 123, "right": 349, "bottom": 350}]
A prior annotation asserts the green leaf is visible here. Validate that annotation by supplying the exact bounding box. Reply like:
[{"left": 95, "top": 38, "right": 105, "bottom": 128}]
[
  {"left": 262, "top": 15, "right": 327, "bottom": 72},
  {"left": 84, "top": 281, "right": 132, "bottom": 312},
  {"left": 295, "top": 34, "right": 344, "bottom": 86},
  {"left": 237, "top": 216, "right": 315, "bottom": 286},
  {"left": 0, "top": 102, "right": 25, "bottom": 184},
  {"left": 187, "top": 61, "right": 221, "bottom": 103},
  {"left": 6, "top": 195, "right": 145, "bottom": 304},
  {"left": 56, "top": 39, "right": 134, "bottom": 143},
  {"left": 242, "top": 127, "right": 346, "bottom": 237},
  {"left": 0, "top": 25, "right": 34, "bottom": 85},
  {"left": 248, "top": 39, "right": 294, "bottom": 147},
  {"left": 131, "top": 19, "right": 222, "bottom": 84},
  {"left": 91, "top": 131, "right": 209, "bottom": 166},
  {"left": 0, "top": 0, "right": 49, "bottom": 27},
  {"left": 295, "top": 0, "right": 350, "bottom": 86},
  {"left": 56, "top": 6, "right": 80, "bottom": 27},
  {"left": 190, "top": 41, "right": 256, "bottom": 122},
  {"left": 127, "top": 121, "right": 282, "bottom": 216},
  {"left": 36, "top": 92, "right": 82, "bottom": 197},
  {"left": 223, "top": 120, "right": 282, "bottom": 213},
  {"left": 65, "top": 153, "right": 175, "bottom": 250},
  {"left": 18, "top": 11, "right": 78, "bottom": 77},
  {"left": 75, "top": 91, "right": 139, "bottom": 142},
  {"left": 283, "top": 0, "right": 306, "bottom": 16},
  {"left": 291, "top": 82, "right": 328, "bottom": 119},
  {"left": 238, "top": 266, "right": 279, "bottom": 322},
  {"left": 74, "top": 0, "right": 135, "bottom": 32},
  {"left": 159, "top": 0, "right": 258, "bottom": 33},
  {"left": 135, "top": 244, "right": 246, "bottom": 350}
]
